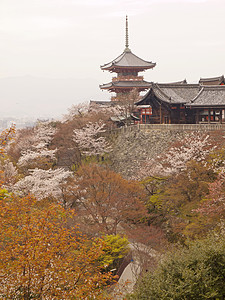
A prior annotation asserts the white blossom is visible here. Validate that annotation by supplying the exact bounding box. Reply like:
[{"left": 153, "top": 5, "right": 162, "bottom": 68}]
[
  {"left": 63, "top": 102, "right": 89, "bottom": 122},
  {"left": 17, "top": 122, "right": 57, "bottom": 167},
  {"left": 14, "top": 122, "right": 57, "bottom": 154},
  {"left": 0, "top": 159, "right": 18, "bottom": 186},
  {"left": 4, "top": 160, "right": 17, "bottom": 178},
  {"left": 18, "top": 149, "right": 57, "bottom": 167},
  {"left": 161, "top": 133, "right": 212, "bottom": 175},
  {"left": 34, "top": 122, "right": 56, "bottom": 146},
  {"left": 135, "top": 132, "right": 215, "bottom": 179},
  {"left": 13, "top": 168, "right": 72, "bottom": 200},
  {"left": 73, "top": 121, "right": 111, "bottom": 156}
]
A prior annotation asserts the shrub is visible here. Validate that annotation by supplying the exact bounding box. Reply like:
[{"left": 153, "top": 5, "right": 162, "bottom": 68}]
[{"left": 128, "top": 232, "right": 225, "bottom": 299}]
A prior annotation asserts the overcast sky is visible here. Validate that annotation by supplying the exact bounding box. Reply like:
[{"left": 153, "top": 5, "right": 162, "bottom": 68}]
[{"left": 0, "top": 0, "right": 225, "bottom": 119}]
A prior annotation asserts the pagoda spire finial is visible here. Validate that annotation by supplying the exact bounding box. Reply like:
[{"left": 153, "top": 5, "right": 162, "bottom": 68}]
[{"left": 125, "top": 15, "right": 131, "bottom": 52}]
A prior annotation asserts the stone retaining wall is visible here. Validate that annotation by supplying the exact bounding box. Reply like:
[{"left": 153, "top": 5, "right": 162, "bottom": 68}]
[{"left": 110, "top": 126, "right": 224, "bottom": 178}]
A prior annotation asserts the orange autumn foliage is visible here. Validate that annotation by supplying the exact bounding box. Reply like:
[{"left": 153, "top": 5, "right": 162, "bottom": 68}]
[
  {"left": 0, "top": 124, "right": 16, "bottom": 156},
  {"left": 65, "top": 163, "right": 147, "bottom": 235},
  {"left": 0, "top": 192, "right": 112, "bottom": 299}
]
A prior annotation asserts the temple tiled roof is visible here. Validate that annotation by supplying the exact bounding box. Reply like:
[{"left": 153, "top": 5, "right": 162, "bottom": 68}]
[
  {"left": 158, "top": 79, "right": 187, "bottom": 85},
  {"left": 199, "top": 75, "right": 225, "bottom": 85},
  {"left": 101, "top": 49, "right": 156, "bottom": 72},
  {"left": 157, "top": 84, "right": 200, "bottom": 103},
  {"left": 188, "top": 86, "right": 225, "bottom": 107},
  {"left": 136, "top": 83, "right": 225, "bottom": 107},
  {"left": 136, "top": 83, "right": 200, "bottom": 105}
]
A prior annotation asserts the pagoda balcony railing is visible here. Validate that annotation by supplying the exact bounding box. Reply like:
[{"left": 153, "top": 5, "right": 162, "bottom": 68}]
[
  {"left": 111, "top": 95, "right": 142, "bottom": 102},
  {"left": 112, "top": 76, "right": 144, "bottom": 82}
]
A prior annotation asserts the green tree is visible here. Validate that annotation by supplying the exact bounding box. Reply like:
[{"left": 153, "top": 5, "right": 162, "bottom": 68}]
[
  {"left": 98, "top": 234, "right": 129, "bottom": 273},
  {"left": 128, "top": 232, "right": 225, "bottom": 300},
  {"left": 155, "top": 161, "right": 216, "bottom": 241}
]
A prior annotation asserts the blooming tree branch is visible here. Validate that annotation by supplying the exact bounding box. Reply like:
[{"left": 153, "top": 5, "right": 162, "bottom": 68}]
[
  {"left": 13, "top": 168, "right": 72, "bottom": 201},
  {"left": 135, "top": 132, "right": 215, "bottom": 179},
  {"left": 73, "top": 121, "right": 111, "bottom": 156},
  {"left": 17, "top": 122, "right": 57, "bottom": 167}
]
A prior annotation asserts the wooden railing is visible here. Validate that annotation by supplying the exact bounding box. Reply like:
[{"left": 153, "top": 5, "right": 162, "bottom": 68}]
[
  {"left": 107, "top": 123, "right": 225, "bottom": 134},
  {"left": 137, "top": 124, "right": 225, "bottom": 131},
  {"left": 112, "top": 76, "right": 144, "bottom": 82}
]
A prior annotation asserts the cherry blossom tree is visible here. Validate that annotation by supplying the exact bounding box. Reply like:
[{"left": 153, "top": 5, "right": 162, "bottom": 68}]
[
  {"left": 13, "top": 168, "right": 72, "bottom": 201},
  {"left": 6, "top": 122, "right": 73, "bottom": 202},
  {"left": 63, "top": 102, "right": 89, "bottom": 122},
  {"left": 0, "top": 124, "right": 16, "bottom": 156},
  {"left": 17, "top": 122, "right": 57, "bottom": 169},
  {"left": 63, "top": 163, "right": 147, "bottom": 235},
  {"left": 114, "top": 88, "right": 140, "bottom": 125},
  {"left": 161, "top": 132, "right": 213, "bottom": 174},
  {"left": 13, "top": 122, "right": 56, "bottom": 153},
  {"left": 135, "top": 132, "right": 215, "bottom": 179},
  {"left": 194, "top": 171, "right": 225, "bottom": 218},
  {"left": 89, "top": 89, "right": 140, "bottom": 126},
  {"left": 0, "top": 125, "right": 18, "bottom": 187},
  {"left": 73, "top": 121, "right": 112, "bottom": 157},
  {"left": 0, "top": 159, "right": 18, "bottom": 186}
]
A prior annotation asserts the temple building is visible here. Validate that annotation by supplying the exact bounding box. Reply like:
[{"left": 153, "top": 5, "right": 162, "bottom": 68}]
[
  {"left": 135, "top": 82, "right": 225, "bottom": 124},
  {"left": 98, "top": 17, "right": 225, "bottom": 125},
  {"left": 100, "top": 16, "right": 156, "bottom": 101}
]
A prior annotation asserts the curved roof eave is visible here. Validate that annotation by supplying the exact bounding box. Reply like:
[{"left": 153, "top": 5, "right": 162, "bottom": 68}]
[
  {"left": 135, "top": 83, "right": 200, "bottom": 105},
  {"left": 101, "top": 50, "right": 156, "bottom": 70},
  {"left": 100, "top": 81, "right": 151, "bottom": 90},
  {"left": 199, "top": 75, "right": 224, "bottom": 83}
]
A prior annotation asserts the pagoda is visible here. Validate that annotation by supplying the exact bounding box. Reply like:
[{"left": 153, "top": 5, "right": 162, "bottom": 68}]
[{"left": 100, "top": 16, "right": 156, "bottom": 101}]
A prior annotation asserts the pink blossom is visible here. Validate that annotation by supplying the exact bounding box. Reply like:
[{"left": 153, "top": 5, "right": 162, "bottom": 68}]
[{"left": 73, "top": 121, "right": 111, "bottom": 156}]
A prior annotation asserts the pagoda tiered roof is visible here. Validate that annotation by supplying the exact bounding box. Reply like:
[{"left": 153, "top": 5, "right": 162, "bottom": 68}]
[
  {"left": 100, "top": 80, "right": 151, "bottom": 91},
  {"left": 100, "top": 49, "right": 156, "bottom": 73}
]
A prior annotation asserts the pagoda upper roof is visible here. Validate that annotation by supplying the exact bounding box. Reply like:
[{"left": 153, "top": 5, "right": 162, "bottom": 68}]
[
  {"left": 101, "top": 49, "right": 156, "bottom": 72},
  {"left": 199, "top": 75, "right": 225, "bottom": 85}
]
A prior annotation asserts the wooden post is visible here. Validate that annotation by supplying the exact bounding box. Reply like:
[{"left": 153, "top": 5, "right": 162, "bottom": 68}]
[
  {"left": 208, "top": 108, "right": 211, "bottom": 123},
  {"left": 196, "top": 110, "right": 199, "bottom": 124},
  {"left": 160, "top": 103, "right": 162, "bottom": 124}
]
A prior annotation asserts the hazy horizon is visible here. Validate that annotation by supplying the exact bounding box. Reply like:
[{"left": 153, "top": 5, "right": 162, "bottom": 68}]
[{"left": 1, "top": 0, "right": 224, "bottom": 119}]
